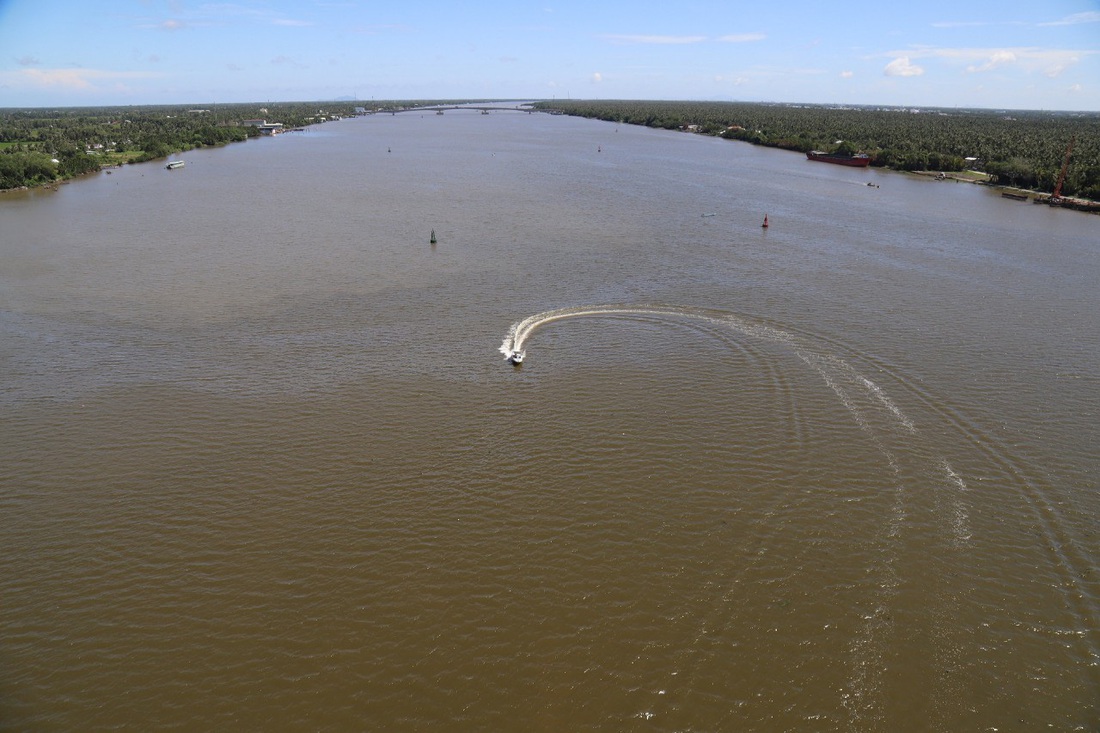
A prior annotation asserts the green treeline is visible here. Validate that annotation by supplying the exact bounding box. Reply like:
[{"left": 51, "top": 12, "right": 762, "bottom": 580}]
[
  {"left": 6, "top": 99, "right": 1098, "bottom": 199},
  {"left": 534, "top": 100, "right": 1100, "bottom": 200},
  {"left": 0, "top": 101, "right": 371, "bottom": 190},
  {"left": 0, "top": 99, "right": 519, "bottom": 190}
]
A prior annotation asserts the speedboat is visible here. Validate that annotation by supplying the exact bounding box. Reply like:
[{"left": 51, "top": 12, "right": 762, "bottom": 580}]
[{"left": 508, "top": 350, "right": 524, "bottom": 365}]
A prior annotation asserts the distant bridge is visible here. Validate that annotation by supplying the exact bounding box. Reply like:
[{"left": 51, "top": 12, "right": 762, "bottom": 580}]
[{"left": 379, "top": 105, "right": 546, "bottom": 115}]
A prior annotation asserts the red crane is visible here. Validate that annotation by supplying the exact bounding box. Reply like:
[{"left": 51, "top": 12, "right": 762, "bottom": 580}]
[{"left": 1052, "top": 136, "right": 1074, "bottom": 201}]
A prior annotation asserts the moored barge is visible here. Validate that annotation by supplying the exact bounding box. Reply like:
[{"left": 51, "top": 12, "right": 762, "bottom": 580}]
[{"left": 806, "top": 151, "right": 871, "bottom": 167}]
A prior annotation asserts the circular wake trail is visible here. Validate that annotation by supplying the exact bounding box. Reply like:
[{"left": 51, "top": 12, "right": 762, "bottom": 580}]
[
  {"left": 500, "top": 306, "right": 658, "bottom": 358},
  {"left": 496, "top": 303, "right": 1031, "bottom": 726}
]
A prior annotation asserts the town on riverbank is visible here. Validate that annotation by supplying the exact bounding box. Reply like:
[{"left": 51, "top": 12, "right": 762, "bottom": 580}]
[{"left": 3, "top": 99, "right": 1098, "bottom": 211}]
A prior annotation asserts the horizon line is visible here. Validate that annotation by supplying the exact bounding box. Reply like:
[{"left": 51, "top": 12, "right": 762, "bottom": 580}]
[{"left": 2, "top": 97, "right": 1098, "bottom": 115}]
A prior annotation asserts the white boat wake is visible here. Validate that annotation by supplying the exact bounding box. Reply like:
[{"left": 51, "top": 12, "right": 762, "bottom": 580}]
[
  {"left": 500, "top": 304, "right": 916, "bottom": 438},
  {"left": 495, "top": 299, "right": 1034, "bottom": 721},
  {"left": 496, "top": 303, "right": 1095, "bottom": 726}
]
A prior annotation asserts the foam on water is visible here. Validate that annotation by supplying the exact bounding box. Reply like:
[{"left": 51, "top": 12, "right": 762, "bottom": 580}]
[{"left": 499, "top": 303, "right": 1098, "bottom": 727}]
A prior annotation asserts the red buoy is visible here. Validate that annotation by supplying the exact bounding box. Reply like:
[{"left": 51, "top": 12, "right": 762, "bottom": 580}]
[{"left": 762, "top": 214, "right": 769, "bottom": 228}]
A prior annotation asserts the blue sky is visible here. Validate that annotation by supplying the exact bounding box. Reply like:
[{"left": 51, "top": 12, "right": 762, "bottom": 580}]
[{"left": 1, "top": 0, "right": 1097, "bottom": 109}]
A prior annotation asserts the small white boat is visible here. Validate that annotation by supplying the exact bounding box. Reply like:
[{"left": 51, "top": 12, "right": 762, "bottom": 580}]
[
  {"left": 165, "top": 160, "right": 184, "bottom": 170},
  {"left": 508, "top": 350, "right": 524, "bottom": 365}
]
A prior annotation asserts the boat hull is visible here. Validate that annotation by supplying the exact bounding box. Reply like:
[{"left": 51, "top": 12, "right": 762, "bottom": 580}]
[{"left": 806, "top": 151, "right": 871, "bottom": 167}]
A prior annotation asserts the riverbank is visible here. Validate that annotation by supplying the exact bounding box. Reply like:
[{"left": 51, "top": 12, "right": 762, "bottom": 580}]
[
  {"left": 0, "top": 125, "right": 320, "bottom": 195},
  {"left": 0, "top": 101, "right": 369, "bottom": 192},
  {"left": 908, "top": 169, "right": 1100, "bottom": 212},
  {"left": 910, "top": 169, "right": 992, "bottom": 183},
  {"left": 535, "top": 100, "right": 1100, "bottom": 206}
]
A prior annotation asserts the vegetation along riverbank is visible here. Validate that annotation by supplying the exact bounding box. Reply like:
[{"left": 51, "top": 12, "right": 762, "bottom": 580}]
[
  {"left": 535, "top": 100, "right": 1100, "bottom": 207},
  {"left": 0, "top": 100, "right": 456, "bottom": 191},
  {"left": 4, "top": 99, "right": 1097, "bottom": 210}
]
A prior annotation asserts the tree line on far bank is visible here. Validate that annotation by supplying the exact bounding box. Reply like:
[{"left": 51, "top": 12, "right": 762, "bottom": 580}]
[
  {"left": 0, "top": 101, "right": 404, "bottom": 190},
  {"left": 534, "top": 100, "right": 1100, "bottom": 200},
  {"left": 5, "top": 99, "right": 1097, "bottom": 200}
]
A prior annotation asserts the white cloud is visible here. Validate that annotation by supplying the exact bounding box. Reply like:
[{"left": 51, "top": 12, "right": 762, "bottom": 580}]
[
  {"left": 966, "top": 50, "right": 1017, "bottom": 73},
  {"left": 351, "top": 24, "right": 408, "bottom": 35},
  {"left": 933, "top": 12, "right": 1098, "bottom": 28},
  {"left": 892, "top": 46, "right": 1093, "bottom": 78},
  {"left": 3, "top": 68, "right": 161, "bottom": 91},
  {"left": 1040, "top": 60, "right": 1075, "bottom": 78},
  {"left": 932, "top": 21, "right": 995, "bottom": 28},
  {"left": 600, "top": 33, "right": 763, "bottom": 45},
  {"left": 840, "top": 70, "right": 854, "bottom": 78},
  {"left": 1039, "top": 11, "right": 1100, "bottom": 26},
  {"left": 271, "top": 55, "right": 307, "bottom": 68},
  {"left": 602, "top": 34, "right": 705, "bottom": 45},
  {"left": 884, "top": 57, "right": 924, "bottom": 77},
  {"left": 718, "top": 33, "right": 765, "bottom": 43},
  {"left": 931, "top": 20, "right": 1026, "bottom": 29},
  {"left": 140, "top": 5, "right": 311, "bottom": 31}
]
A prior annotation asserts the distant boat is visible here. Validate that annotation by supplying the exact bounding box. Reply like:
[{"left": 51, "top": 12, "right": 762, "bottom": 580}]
[
  {"left": 762, "top": 214, "right": 769, "bottom": 228},
  {"left": 806, "top": 151, "right": 871, "bottom": 167},
  {"left": 165, "top": 160, "right": 184, "bottom": 170},
  {"left": 508, "top": 350, "right": 524, "bottom": 365},
  {"left": 430, "top": 229, "right": 437, "bottom": 244}
]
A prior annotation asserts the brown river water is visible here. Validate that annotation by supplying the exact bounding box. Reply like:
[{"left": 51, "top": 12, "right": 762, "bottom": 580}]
[{"left": 2, "top": 107, "right": 1098, "bottom": 731}]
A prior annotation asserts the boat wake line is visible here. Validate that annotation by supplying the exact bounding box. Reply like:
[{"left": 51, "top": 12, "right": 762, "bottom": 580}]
[
  {"left": 502, "top": 304, "right": 912, "bottom": 440},
  {"left": 497, "top": 303, "right": 1098, "bottom": 729}
]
